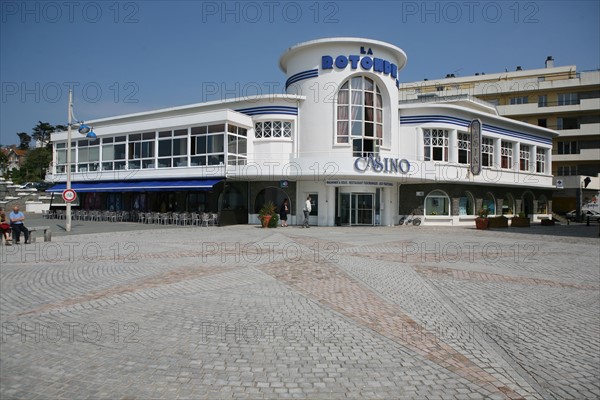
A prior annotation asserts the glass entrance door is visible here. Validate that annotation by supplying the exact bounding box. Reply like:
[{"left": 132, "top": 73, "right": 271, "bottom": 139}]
[
  {"left": 339, "top": 193, "right": 374, "bottom": 226},
  {"left": 340, "top": 193, "right": 350, "bottom": 225},
  {"left": 353, "top": 193, "right": 374, "bottom": 225}
]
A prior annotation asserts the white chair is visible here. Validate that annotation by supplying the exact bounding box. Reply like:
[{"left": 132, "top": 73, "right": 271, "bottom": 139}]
[
  {"left": 201, "top": 213, "right": 211, "bottom": 227},
  {"left": 191, "top": 213, "right": 200, "bottom": 226}
]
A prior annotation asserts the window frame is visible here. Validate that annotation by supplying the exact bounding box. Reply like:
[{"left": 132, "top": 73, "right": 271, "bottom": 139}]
[
  {"left": 336, "top": 76, "right": 384, "bottom": 156},
  {"left": 423, "top": 128, "right": 449, "bottom": 162}
]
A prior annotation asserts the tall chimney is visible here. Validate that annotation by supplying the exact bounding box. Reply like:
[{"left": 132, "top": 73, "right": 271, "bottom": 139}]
[{"left": 545, "top": 56, "right": 554, "bottom": 68}]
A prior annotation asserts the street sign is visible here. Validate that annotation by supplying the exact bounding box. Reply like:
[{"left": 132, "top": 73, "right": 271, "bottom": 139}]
[{"left": 62, "top": 189, "right": 77, "bottom": 203}]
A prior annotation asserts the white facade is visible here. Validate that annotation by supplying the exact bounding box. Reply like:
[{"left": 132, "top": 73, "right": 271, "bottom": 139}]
[{"left": 49, "top": 38, "right": 557, "bottom": 226}]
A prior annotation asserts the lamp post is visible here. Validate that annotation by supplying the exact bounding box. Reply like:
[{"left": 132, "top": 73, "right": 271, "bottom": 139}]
[{"left": 65, "top": 88, "right": 95, "bottom": 232}]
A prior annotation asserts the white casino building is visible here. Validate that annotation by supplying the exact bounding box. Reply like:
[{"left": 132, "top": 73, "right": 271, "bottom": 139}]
[{"left": 48, "top": 38, "right": 557, "bottom": 226}]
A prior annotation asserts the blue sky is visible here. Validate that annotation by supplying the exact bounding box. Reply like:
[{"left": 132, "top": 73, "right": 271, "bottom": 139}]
[{"left": 1, "top": 0, "right": 599, "bottom": 145}]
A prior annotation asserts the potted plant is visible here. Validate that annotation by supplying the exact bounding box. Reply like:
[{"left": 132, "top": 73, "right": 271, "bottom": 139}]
[
  {"left": 540, "top": 218, "right": 555, "bottom": 226},
  {"left": 488, "top": 215, "right": 509, "bottom": 228},
  {"left": 258, "top": 201, "right": 277, "bottom": 228},
  {"left": 511, "top": 212, "right": 531, "bottom": 227},
  {"left": 475, "top": 208, "right": 490, "bottom": 229}
]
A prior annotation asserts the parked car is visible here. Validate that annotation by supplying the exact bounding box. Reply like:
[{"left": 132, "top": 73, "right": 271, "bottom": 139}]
[
  {"left": 33, "top": 181, "right": 53, "bottom": 191},
  {"left": 584, "top": 210, "right": 600, "bottom": 222},
  {"left": 18, "top": 182, "right": 37, "bottom": 190},
  {"left": 566, "top": 209, "right": 600, "bottom": 222},
  {"left": 565, "top": 210, "right": 577, "bottom": 220}
]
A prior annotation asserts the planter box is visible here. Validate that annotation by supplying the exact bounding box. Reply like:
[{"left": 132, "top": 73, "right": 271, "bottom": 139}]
[
  {"left": 475, "top": 217, "right": 489, "bottom": 230},
  {"left": 540, "top": 218, "right": 555, "bottom": 226},
  {"left": 511, "top": 217, "right": 530, "bottom": 227},
  {"left": 488, "top": 216, "right": 509, "bottom": 228}
]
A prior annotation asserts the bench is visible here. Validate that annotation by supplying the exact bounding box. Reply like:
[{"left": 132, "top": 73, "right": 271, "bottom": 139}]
[{"left": 27, "top": 226, "right": 52, "bottom": 242}]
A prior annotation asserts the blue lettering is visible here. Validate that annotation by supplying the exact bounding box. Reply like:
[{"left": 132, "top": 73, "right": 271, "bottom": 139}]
[
  {"left": 354, "top": 157, "right": 367, "bottom": 172},
  {"left": 367, "top": 48, "right": 373, "bottom": 55},
  {"left": 354, "top": 157, "right": 410, "bottom": 174},
  {"left": 399, "top": 159, "right": 410, "bottom": 174},
  {"left": 373, "top": 58, "right": 384, "bottom": 73},
  {"left": 335, "top": 55, "right": 349, "bottom": 69},
  {"left": 368, "top": 155, "right": 384, "bottom": 172},
  {"left": 322, "top": 53, "right": 401, "bottom": 85},
  {"left": 360, "top": 57, "right": 373, "bottom": 70},
  {"left": 383, "top": 61, "right": 391, "bottom": 74}
]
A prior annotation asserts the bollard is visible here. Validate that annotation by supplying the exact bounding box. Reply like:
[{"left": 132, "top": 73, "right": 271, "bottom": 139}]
[{"left": 587, "top": 216, "right": 590, "bottom": 226}]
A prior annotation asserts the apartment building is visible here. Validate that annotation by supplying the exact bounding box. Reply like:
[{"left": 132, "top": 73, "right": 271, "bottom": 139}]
[{"left": 399, "top": 58, "right": 600, "bottom": 214}]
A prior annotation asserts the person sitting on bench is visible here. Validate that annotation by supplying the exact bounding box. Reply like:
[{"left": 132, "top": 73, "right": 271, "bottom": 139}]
[
  {"left": 0, "top": 208, "right": 12, "bottom": 245},
  {"left": 9, "top": 206, "right": 29, "bottom": 244}
]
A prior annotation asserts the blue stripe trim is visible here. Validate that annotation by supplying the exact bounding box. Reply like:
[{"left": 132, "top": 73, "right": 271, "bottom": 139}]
[
  {"left": 47, "top": 179, "right": 223, "bottom": 193},
  {"left": 235, "top": 106, "right": 298, "bottom": 116},
  {"left": 285, "top": 69, "right": 318, "bottom": 89},
  {"left": 400, "top": 115, "right": 552, "bottom": 145}
]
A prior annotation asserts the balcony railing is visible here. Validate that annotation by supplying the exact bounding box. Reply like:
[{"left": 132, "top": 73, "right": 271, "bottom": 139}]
[{"left": 537, "top": 100, "right": 581, "bottom": 107}]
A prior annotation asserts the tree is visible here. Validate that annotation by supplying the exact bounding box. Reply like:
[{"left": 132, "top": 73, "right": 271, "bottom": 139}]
[
  {"left": 0, "top": 150, "right": 8, "bottom": 175},
  {"left": 15, "top": 147, "right": 52, "bottom": 182},
  {"left": 17, "top": 132, "right": 31, "bottom": 150},
  {"left": 32, "top": 121, "right": 56, "bottom": 148}
]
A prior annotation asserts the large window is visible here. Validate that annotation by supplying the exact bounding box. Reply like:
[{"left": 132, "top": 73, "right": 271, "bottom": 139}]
[
  {"left": 537, "top": 195, "right": 548, "bottom": 214},
  {"left": 77, "top": 139, "right": 100, "bottom": 172},
  {"left": 190, "top": 124, "right": 225, "bottom": 166},
  {"left": 337, "top": 76, "right": 383, "bottom": 156},
  {"left": 255, "top": 121, "right": 292, "bottom": 139},
  {"left": 101, "top": 136, "right": 126, "bottom": 171},
  {"left": 536, "top": 148, "right": 546, "bottom": 174},
  {"left": 423, "top": 129, "right": 449, "bottom": 162},
  {"left": 425, "top": 190, "right": 450, "bottom": 216},
  {"left": 53, "top": 121, "right": 244, "bottom": 173},
  {"left": 556, "top": 117, "right": 579, "bottom": 130},
  {"left": 457, "top": 131, "right": 470, "bottom": 164},
  {"left": 227, "top": 124, "right": 248, "bottom": 166},
  {"left": 55, "top": 142, "right": 75, "bottom": 173},
  {"left": 502, "top": 193, "right": 515, "bottom": 215},
  {"left": 557, "top": 165, "right": 577, "bottom": 176},
  {"left": 520, "top": 145, "right": 530, "bottom": 171},
  {"left": 458, "top": 192, "right": 474, "bottom": 215},
  {"left": 128, "top": 132, "right": 156, "bottom": 169},
  {"left": 158, "top": 128, "right": 188, "bottom": 168},
  {"left": 557, "top": 93, "right": 579, "bottom": 106},
  {"left": 557, "top": 141, "right": 578, "bottom": 154},
  {"left": 538, "top": 95, "right": 547, "bottom": 107},
  {"left": 481, "top": 137, "right": 494, "bottom": 167},
  {"left": 509, "top": 96, "right": 528, "bottom": 105},
  {"left": 483, "top": 193, "right": 496, "bottom": 215},
  {"left": 500, "top": 141, "right": 513, "bottom": 169}
]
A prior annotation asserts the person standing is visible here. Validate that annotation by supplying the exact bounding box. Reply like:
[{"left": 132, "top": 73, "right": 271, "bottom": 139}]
[
  {"left": 303, "top": 195, "right": 311, "bottom": 228},
  {"left": 280, "top": 198, "right": 289, "bottom": 227},
  {"left": 9, "top": 205, "right": 29, "bottom": 244}
]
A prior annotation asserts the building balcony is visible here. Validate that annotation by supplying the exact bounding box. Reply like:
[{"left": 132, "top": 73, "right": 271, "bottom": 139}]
[
  {"left": 497, "top": 97, "right": 600, "bottom": 116},
  {"left": 555, "top": 123, "right": 600, "bottom": 138},
  {"left": 552, "top": 148, "right": 600, "bottom": 162}
]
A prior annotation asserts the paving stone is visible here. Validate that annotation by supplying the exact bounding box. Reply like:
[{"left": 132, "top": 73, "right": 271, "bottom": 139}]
[{"left": 1, "top": 224, "right": 598, "bottom": 399}]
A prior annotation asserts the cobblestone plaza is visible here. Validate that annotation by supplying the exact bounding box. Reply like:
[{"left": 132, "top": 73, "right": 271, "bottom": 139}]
[{"left": 1, "top": 220, "right": 599, "bottom": 399}]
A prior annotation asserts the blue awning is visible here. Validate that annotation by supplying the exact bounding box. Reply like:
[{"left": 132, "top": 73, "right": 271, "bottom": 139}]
[{"left": 46, "top": 179, "right": 222, "bottom": 193}]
